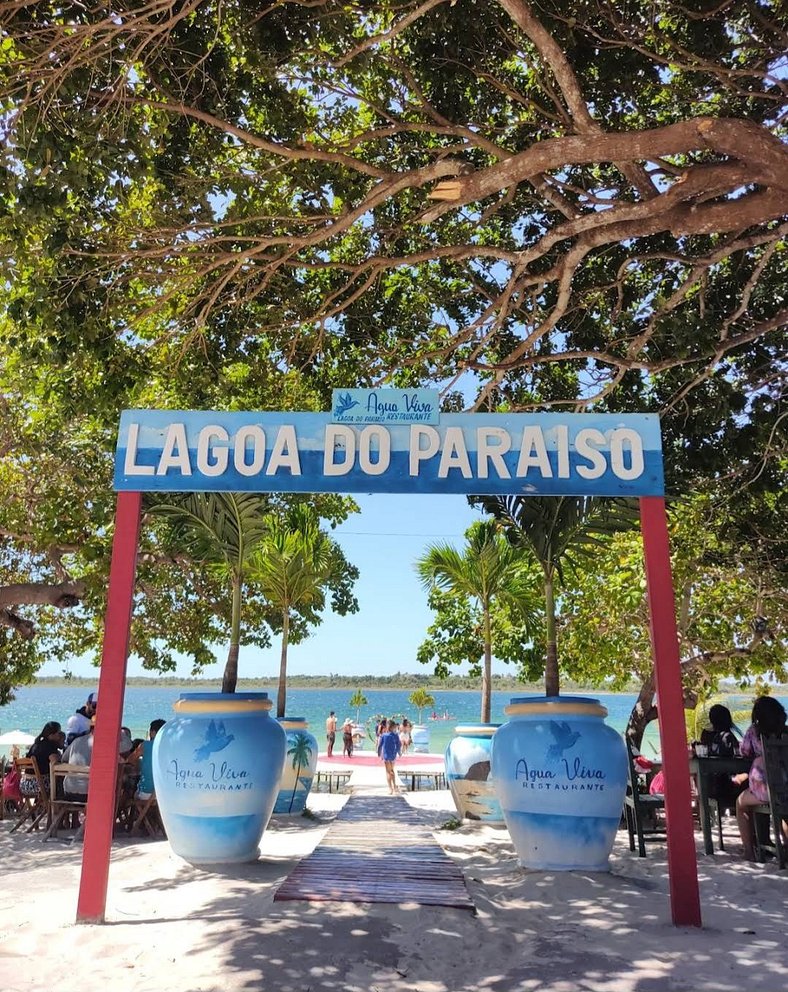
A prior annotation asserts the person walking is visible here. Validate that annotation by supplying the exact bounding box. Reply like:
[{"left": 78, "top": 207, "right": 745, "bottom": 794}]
[
  {"left": 325, "top": 711, "right": 337, "bottom": 758},
  {"left": 377, "top": 719, "right": 402, "bottom": 795}
]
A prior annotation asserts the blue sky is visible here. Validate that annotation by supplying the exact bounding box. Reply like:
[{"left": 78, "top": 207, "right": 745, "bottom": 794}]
[{"left": 39, "top": 494, "right": 487, "bottom": 680}]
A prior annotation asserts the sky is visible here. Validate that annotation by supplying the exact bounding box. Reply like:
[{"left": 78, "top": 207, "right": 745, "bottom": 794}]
[{"left": 38, "top": 493, "right": 486, "bottom": 681}]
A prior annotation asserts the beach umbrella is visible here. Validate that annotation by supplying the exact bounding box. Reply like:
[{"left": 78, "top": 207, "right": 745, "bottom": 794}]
[{"left": 0, "top": 731, "right": 35, "bottom": 748}]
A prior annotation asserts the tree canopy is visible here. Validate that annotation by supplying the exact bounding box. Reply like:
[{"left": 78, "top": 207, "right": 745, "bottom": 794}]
[
  {"left": 2, "top": 1, "right": 784, "bottom": 445},
  {"left": 560, "top": 491, "right": 788, "bottom": 743},
  {"left": 1, "top": 1, "right": 786, "bottom": 689}
]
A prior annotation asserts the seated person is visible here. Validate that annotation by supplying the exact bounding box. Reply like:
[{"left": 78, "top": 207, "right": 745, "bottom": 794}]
[
  {"left": 26, "top": 721, "right": 64, "bottom": 789},
  {"left": 131, "top": 719, "right": 166, "bottom": 799},
  {"left": 734, "top": 697, "right": 787, "bottom": 861},
  {"left": 64, "top": 692, "right": 97, "bottom": 746},
  {"left": 119, "top": 727, "right": 135, "bottom": 759},
  {"left": 61, "top": 724, "right": 94, "bottom": 801},
  {"left": 700, "top": 704, "right": 743, "bottom": 812}
]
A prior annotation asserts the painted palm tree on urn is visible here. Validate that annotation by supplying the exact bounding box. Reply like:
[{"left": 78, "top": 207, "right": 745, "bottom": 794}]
[{"left": 286, "top": 732, "right": 315, "bottom": 813}]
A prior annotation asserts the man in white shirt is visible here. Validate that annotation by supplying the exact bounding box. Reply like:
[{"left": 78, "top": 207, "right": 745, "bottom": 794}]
[
  {"left": 61, "top": 725, "right": 94, "bottom": 799},
  {"left": 64, "top": 692, "right": 97, "bottom": 746}
]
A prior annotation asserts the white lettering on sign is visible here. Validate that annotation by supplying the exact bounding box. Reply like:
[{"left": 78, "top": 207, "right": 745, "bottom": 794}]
[
  {"left": 124, "top": 422, "right": 154, "bottom": 476},
  {"left": 157, "top": 424, "right": 191, "bottom": 475},
  {"left": 575, "top": 428, "right": 607, "bottom": 479},
  {"left": 409, "top": 425, "right": 440, "bottom": 475},
  {"left": 359, "top": 425, "right": 390, "bottom": 475},
  {"left": 266, "top": 425, "right": 301, "bottom": 476},
  {"left": 196, "top": 426, "right": 230, "bottom": 477},
  {"left": 438, "top": 427, "right": 472, "bottom": 478},
  {"left": 476, "top": 427, "right": 511, "bottom": 479},
  {"left": 555, "top": 424, "right": 570, "bottom": 478},
  {"left": 120, "top": 417, "right": 650, "bottom": 487},
  {"left": 609, "top": 428, "right": 644, "bottom": 481},
  {"left": 516, "top": 426, "right": 553, "bottom": 478},
  {"left": 324, "top": 425, "right": 355, "bottom": 476},
  {"left": 234, "top": 425, "right": 266, "bottom": 477}
]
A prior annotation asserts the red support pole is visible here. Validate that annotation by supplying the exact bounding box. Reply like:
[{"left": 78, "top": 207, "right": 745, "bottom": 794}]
[
  {"left": 639, "top": 496, "right": 701, "bottom": 927},
  {"left": 76, "top": 490, "right": 142, "bottom": 924}
]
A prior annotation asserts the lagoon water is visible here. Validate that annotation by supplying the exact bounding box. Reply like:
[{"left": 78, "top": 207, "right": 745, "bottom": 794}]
[{"left": 3, "top": 685, "right": 778, "bottom": 759}]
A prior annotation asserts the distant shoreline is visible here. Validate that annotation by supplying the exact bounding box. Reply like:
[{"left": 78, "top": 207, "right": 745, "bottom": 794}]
[{"left": 30, "top": 675, "right": 786, "bottom": 694}]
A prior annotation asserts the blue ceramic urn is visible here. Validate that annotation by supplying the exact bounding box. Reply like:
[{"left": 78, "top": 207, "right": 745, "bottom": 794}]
[
  {"left": 445, "top": 723, "right": 504, "bottom": 822},
  {"left": 274, "top": 717, "right": 318, "bottom": 815},
  {"left": 491, "top": 696, "right": 627, "bottom": 871},
  {"left": 153, "top": 692, "right": 286, "bottom": 864}
]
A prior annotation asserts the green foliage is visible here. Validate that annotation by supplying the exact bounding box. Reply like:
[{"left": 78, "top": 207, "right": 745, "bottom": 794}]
[
  {"left": 476, "top": 496, "right": 637, "bottom": 694},
  {"left": 1, "top": 0, "right": 785, "bottom": 708},
  {"left": 349, "top": 689, "right": 368, "bottom": 723},
  {"left": 416, "top": 519, "right": 539, "bottom": 720},
  {"left": 250, "top": 503, "right": 359, "bottom": 716},
  {"left": 560, "top": 492, "right": 787, "bottom": 738},
  {"left": 408, "top": 687, "right": 436, "bottom": 721}
]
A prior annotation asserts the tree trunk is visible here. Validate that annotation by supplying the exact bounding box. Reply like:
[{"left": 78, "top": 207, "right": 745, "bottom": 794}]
[
  {"left": 481, "top": 606, "right": 492, "bottom": 723},
  {"left": 625, "top": 652, "right": 725, "bottom": 747},
  {"left": 221, "top": 575, "right": 242, "bottom": 694},
  {"left": 544, "top": 569, "right": 559, "bottom": 696},
  {"left": 276, "top": 610, "right": 290, "bottom": 718},
  {"left": 625, "top": 673, "right": 658, "bottom": 749}
]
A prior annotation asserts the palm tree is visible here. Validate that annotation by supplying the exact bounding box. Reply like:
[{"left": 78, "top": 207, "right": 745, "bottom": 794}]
[
  {"left": 148, "top": 493, "right": 271, "bottom": 693},
  {"left": 251, "top": 504, "right": 339, "bottom": 718},
  {"left": 408, "top": 688, "right": 435, "bottom": 723},
  {"left": 417, "top": 519, "right": 537, "bottom": 723},
  {"left": 477, "top": 496, "right": 636, "bottom": 696},
  {"left": 287, "top": 732, "right": 314, "bottom": 813},
  {"left": 349, "top": 690, "right": 367, "bottom": 724}
]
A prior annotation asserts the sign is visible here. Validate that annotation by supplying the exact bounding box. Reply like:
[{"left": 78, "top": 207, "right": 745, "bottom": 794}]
[
  {"left": 114, "top": 410, "right": 664, "bottom": 496},
  {"left": 331, "top": 388, "right": 440, "bottom": 425}
]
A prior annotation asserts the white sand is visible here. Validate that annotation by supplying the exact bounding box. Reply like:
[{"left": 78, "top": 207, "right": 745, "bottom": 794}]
[{"left": 1, "top": 789, "right": 785, "bottom": 992}]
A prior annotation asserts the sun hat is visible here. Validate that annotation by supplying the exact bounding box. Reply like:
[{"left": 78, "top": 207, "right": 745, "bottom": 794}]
[{"left": 343, "top": 718, "right": 353, "bottom": 726}]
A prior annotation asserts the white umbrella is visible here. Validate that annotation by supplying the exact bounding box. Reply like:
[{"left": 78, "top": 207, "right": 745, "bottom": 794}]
[{"left": 0, "top": 730, "right": 35, "bottom": 748}]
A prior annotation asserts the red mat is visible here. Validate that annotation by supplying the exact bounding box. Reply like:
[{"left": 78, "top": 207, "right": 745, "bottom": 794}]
[
  {"left": 273, "top": 796, "right": 473, "bottom": 910},
  {"left": 319, "top": 753, "right": 441, "bottom": 768}
]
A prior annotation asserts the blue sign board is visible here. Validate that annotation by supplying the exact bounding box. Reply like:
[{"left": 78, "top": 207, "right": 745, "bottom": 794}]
[
  {"left": 114, "top": 410, "right": 664, "bottom": 496},
  {"left": 332, "top": 388, "right": 440, "bottom": 425}
]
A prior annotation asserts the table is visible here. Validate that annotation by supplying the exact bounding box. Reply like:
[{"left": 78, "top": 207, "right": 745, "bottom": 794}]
[{"left": 689, "top": 755, "right": 751, "bottom": 854}]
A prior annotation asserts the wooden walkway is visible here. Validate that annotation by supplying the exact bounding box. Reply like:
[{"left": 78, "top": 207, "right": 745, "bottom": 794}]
[{"left": 274, "top": 795, "right": 473, "bottom": 910}]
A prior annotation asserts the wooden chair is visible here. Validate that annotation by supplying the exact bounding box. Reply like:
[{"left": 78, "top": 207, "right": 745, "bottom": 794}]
[
  {"left": 10, "top": 757, "right": 49, "bottom": 834},
  {"left": 44, "top": 763, "right": 89, "bottom": 841},
  {"left": 623, "top": 742, "right": 666, "bottom": 857},
  {"left": 757, "top": 736, "right": 788, "bottom": 869},
  {"left": 130, "top": 793, "right": 164, "bottom": 836}
]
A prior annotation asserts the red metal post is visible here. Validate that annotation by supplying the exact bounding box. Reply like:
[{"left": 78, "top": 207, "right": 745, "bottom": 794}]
[
  {"left": 639, "top": 496, "right": 701, "bottom": 927},
  {"left": 76, "top": 490, "right": 142, "bottom": 924}
]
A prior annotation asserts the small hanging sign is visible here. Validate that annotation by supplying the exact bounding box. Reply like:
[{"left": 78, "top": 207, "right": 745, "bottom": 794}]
[{"left": 331, "top": 388, "right": 440, "bottom": 425}]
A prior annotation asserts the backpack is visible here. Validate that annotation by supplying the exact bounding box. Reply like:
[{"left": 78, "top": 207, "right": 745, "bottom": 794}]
[{"left": 2, "top": 766, "right": 22, "bottom": 802}]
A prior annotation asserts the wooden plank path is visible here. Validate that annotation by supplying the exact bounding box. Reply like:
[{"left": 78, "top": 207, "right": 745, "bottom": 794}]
[{"left": 274, "top": 795, "right": 474, "bottom": 910}]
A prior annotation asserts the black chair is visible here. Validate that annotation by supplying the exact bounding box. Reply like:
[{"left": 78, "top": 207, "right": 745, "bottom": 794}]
[
  {"left": 758, "top": 736, "right": 788, "bottom": 869},
  {"left": 624, "top": 742, "right": 666, "bottom": 857}
]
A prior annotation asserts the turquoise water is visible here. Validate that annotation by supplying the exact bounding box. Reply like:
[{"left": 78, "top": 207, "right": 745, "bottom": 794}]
[{"left": 1, "top": 685, "right": 781, "bottom": 759}]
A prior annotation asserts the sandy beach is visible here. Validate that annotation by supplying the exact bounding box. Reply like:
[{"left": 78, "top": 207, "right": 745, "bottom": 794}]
[{"left": 1, "top": 784, "right": 786, "bottom": 992}]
